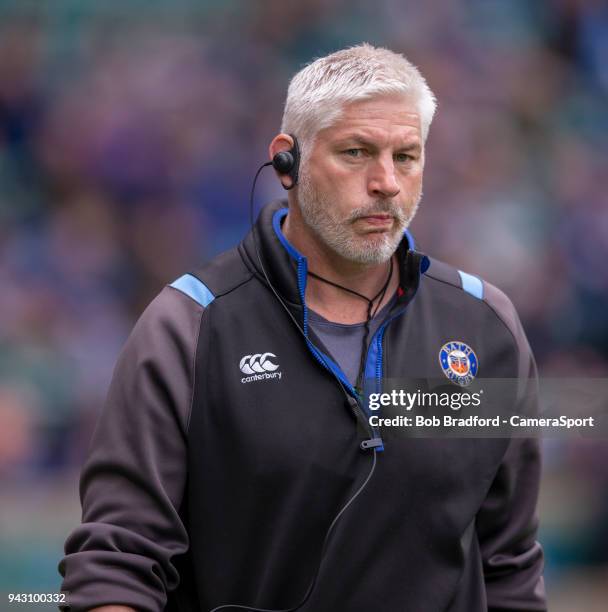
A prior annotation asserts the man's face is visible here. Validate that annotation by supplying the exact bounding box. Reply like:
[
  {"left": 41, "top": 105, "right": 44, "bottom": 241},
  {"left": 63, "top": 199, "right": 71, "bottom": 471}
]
[{"left": 296, "top": 93, "right": 424, "bottom": 264}]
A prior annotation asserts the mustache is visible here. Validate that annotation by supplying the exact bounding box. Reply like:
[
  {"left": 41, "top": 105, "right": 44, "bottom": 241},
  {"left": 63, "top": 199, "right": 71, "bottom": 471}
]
[{"left": 346, "top": 201, "right": 408, "bottom": 224}]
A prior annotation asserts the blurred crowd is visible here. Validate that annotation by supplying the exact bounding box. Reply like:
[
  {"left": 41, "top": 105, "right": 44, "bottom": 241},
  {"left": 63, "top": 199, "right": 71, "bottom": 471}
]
[{"left": 0, "top": 0, "right": 607, "bottom": 605}]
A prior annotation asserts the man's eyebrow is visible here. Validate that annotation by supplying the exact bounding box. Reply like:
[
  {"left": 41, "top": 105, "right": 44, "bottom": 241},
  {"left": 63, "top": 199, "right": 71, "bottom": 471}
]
[
  {"left": 334, "top": 135, "right": 374, "bottom": 146},
  {"left": 334, "top": 135, "right": 421, "bottom": 151},
  {"left": 397, "top": 142, "right": 422, "bottom": 152}
]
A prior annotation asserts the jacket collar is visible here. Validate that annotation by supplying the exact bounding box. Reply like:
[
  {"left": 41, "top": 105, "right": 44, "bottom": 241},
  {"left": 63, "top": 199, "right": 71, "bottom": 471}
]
[{"left": 239, "top": 199, "right": 430, "bottom": 313}]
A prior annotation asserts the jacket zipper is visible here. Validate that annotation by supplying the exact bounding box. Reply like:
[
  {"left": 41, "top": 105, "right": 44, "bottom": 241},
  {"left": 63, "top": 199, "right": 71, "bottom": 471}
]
[{"left": 277, "top": 211, "right": 426, "bottom": 450}]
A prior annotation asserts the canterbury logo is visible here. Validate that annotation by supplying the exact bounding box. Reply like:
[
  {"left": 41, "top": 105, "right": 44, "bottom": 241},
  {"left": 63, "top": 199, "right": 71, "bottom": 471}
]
[{"left": 239, "top": 353, "right": 279, "bottom": 375}]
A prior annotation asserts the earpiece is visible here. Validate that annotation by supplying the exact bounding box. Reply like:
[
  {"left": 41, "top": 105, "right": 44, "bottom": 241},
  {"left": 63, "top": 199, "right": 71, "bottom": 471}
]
[
  {"left": 272, "top": 152, "right": 294, "bottom": 173},
  {"left": 272, "top": 134, "right": 300, "bottom": 190}
]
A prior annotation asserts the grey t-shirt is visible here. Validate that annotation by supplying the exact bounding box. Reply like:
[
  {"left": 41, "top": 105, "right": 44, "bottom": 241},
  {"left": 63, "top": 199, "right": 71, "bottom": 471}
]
[{"left": 308, "top": 294, "right": 396, "bottom": 387}]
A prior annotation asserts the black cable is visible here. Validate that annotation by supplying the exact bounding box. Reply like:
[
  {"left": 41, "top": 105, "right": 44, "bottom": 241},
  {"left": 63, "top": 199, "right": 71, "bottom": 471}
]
[
  {"left": 208, "top": 162, "right": 381, "bottom": 612},
  {"left": 307, "top": 261, "right": 392, "bottom": 305},
  {"left": 248, "top": 163, "right": 307, "bottom": 337},
  {"left": 209, "top": 451, "right": 377, "bottom": 612}
]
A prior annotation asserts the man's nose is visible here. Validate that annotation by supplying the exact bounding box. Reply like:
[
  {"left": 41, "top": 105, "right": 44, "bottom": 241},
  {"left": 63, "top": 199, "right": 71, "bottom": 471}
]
[{"left": 367, "top": 157, "right": 400, "bottom": 198}]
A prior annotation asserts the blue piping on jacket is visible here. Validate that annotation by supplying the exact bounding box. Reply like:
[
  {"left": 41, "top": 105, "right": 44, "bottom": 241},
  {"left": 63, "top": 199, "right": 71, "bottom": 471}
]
[
  {"left": 170, "top": 274, "right": 215, "bottom": 307},
  {"left": 273, "top": 209, "right": 357, "bottom": 398}
]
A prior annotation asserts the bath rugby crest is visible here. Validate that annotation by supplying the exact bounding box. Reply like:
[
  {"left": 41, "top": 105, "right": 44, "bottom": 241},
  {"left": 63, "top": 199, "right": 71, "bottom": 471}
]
[{"left": 439, "top": 341, "right": 479, "bottom": 386}]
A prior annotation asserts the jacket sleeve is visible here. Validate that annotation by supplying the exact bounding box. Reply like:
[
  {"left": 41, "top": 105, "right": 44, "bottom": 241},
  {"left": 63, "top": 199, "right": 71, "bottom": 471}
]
[
  {"left": 477, "top": 436, "right": 546, "bottom": 610},
  {"left": 58, "top": 286, "right": 204, "bottom": 612},
  {"left": 477, "top": 283, "right": 547, "bottom": 611}
]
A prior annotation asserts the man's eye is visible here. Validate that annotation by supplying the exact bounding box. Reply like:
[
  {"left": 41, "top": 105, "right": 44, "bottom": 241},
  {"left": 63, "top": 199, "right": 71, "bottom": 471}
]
[
  {"left": 344, "top": 148, "right": 362, "bottom": 157},
  {"left": 395, "top": 153, "right": 414, "bottom": 163}
]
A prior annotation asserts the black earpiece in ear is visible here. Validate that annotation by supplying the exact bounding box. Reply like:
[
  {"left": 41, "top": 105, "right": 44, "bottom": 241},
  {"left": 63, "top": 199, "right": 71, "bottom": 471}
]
[
  {"left": 272, "top": 151, "right": 294, "bottom": 173},
  {"left": 272, "top": 134, "right": 300, "bottom": 190}
]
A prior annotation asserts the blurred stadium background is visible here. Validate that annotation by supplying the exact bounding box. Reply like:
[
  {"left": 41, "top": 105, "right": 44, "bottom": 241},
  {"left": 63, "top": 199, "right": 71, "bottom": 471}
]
[{"left": 0, "top": 1, "right": 607, "bottom": 610}]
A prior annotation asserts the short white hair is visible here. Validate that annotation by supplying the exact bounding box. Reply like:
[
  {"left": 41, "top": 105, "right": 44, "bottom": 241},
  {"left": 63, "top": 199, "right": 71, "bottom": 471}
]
[{"left": 280, "top": 43, "right": 437, "bottom": 159}]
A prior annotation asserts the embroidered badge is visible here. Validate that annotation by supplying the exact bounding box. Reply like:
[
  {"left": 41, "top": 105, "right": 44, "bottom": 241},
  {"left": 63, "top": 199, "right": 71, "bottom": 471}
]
[{"left": 439, "top": 341, "right": 478, "bottom": 387}]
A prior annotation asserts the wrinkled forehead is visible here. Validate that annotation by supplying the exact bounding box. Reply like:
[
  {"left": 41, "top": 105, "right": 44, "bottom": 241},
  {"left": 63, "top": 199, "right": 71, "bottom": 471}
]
[{"left": 317, "top": 93, "right": 423, "bottom": 145}]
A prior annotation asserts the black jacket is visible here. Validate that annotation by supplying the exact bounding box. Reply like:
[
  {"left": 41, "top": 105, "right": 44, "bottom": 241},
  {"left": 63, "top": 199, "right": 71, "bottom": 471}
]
[{"left": 59, "top": 200, "right": 546, "bottom": 611}]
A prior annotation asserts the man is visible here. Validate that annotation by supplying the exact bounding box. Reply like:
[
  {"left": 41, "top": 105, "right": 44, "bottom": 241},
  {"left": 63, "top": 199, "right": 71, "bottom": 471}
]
[{"left": 60, "top": 44, "right": 546, "bottom": 611}]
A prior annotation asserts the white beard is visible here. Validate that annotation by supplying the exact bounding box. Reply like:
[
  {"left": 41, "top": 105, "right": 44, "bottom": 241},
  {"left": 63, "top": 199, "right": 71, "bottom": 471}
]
[{"left": 296, "top": 169, "right": 421, "bottom": 264}]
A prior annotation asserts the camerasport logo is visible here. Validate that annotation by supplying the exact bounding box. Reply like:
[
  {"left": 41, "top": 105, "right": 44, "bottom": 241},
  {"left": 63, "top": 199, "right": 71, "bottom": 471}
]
[{"left": 239, "top": 353, "right": 282, "bottom": 383}]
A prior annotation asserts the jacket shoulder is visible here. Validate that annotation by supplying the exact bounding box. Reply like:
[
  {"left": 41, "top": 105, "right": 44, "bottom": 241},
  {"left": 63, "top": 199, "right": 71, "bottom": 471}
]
[
  {"left": 424, "top": 256, "right": 529, "bottom": 352},
  {"left": 168, "top": 246, "right": 254, "bottom": 308}
]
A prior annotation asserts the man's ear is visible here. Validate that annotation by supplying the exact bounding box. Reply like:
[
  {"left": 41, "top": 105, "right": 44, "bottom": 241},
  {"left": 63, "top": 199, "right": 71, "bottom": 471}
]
[{"left": 269, "top": 133, "right": 296, "bottom": 190}]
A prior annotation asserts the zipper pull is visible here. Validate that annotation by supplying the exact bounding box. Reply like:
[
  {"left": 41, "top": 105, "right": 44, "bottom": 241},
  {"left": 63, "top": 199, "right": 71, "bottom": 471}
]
[
  {"left": 360, "top": 438, "right": 384, "bottom": 451},
  {"left": 346, "top": 397, "right": 385, "bottom": 452}
]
